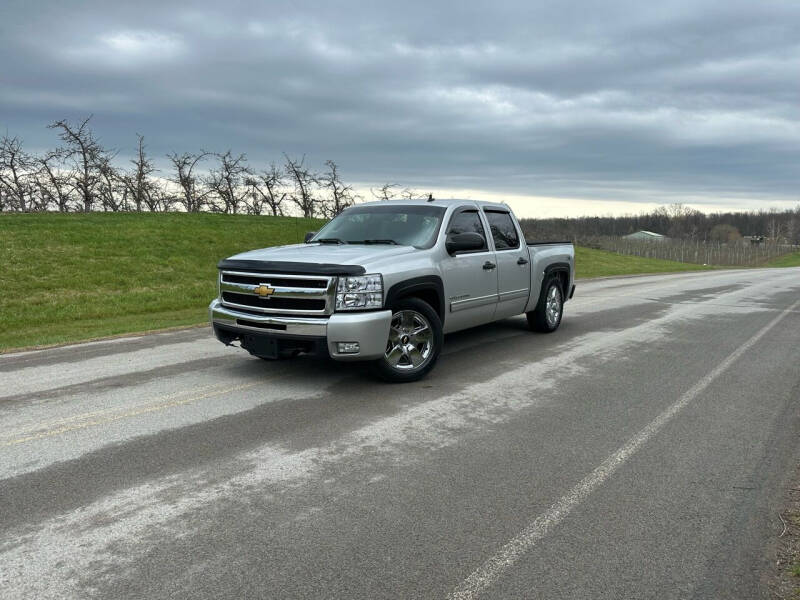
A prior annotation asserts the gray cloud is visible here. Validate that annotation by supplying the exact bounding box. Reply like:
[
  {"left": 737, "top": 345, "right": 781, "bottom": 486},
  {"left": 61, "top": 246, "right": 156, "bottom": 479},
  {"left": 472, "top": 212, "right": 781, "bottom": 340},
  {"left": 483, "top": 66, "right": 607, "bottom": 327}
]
[{"left": 1, "top": 0, "right": 798, "bottom": 214}]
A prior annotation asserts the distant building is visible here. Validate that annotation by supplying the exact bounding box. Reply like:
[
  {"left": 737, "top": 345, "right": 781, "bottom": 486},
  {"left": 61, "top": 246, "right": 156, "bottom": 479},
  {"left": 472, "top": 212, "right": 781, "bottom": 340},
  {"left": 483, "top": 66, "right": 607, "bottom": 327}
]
[
  {"left": 742, "top": 235, "right": 765, "bottom": 246},
  {"left": 624, "top": 230, "right": 667, "bottom": 242}
]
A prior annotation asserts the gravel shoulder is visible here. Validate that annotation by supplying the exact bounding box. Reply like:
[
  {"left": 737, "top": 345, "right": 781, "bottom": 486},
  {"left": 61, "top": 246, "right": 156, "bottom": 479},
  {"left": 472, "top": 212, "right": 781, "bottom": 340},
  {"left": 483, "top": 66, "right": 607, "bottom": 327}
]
[{"left": 769, "top": 462, "right": 800, "bottom": 599}]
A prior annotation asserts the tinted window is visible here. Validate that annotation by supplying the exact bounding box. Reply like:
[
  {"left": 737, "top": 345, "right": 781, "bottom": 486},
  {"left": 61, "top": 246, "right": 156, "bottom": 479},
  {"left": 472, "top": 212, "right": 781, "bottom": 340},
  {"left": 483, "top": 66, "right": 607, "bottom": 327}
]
[
  {"left": 446, "top": 210, "right": 488, "bottom": 250},
  {"left": 485, "top": 211, "right": 520, "bottom": 249}
]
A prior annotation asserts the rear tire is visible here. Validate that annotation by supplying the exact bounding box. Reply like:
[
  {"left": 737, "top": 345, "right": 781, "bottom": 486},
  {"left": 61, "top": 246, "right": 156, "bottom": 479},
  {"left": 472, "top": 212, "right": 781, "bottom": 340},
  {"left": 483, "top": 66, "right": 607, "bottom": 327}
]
[
  {"left": 371, "top": 297, "right": 443, "bottom": 383},
  {"left": 527, "top": 276, "right": 564, "bottom": 333}
]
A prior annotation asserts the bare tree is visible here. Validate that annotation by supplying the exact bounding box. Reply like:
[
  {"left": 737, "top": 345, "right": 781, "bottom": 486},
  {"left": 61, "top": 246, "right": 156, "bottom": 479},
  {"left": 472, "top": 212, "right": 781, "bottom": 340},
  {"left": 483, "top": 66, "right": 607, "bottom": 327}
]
[
  {"left": 34, "top": 150, "right": 74, "bottom": 212},
  {"left": 786, "top": 208, "right": 800, "bottom": 246},
  {"left": 246, "top": 162, "right": 286, "bottom": 216},
  {"left": 48, "top": 116, "right": 113, "bottom": 212},
  {"left": 96, "top": 155, "right": 125, "bottom": 211},
  {"left": 664, "top": 203, "right": 702, "bottom": 239},
  {"left": 284, "top": 154, "right": 318, "bottom": 218},
  {"left": 120, "top": 134, "right": 162, "bottom": 212},
  {"left": 319, "top": 160, "right": 355, "bottom": 218},
  {"left": 709, "top": 223, "right": 741, "bottom": 243},
  {"left": 0, "top": 135, "right": 35, "bottom": 211},
  {"left": 152, "top": 185, "right": 174, "bottom": 212},
  {"left": 766, "top": 208, "right": 785, "bottom": 241},
  {"left": 167, "top": 151, "right": 212, "bottom": 212},
  {"left": 207, "top": 151, "right": 251, "bottom": 214},
  {"left": 371, "top": 183, "right": 400, "bottom": 201}
]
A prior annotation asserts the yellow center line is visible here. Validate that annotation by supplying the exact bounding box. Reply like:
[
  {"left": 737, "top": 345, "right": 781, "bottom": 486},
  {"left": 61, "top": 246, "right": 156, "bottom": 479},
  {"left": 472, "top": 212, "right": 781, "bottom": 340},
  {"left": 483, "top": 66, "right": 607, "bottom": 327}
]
[
  {"left": 0, "top": 382, "right": 231, "bottom": 440},
  {"left": 0, "top": 377, "right": 281, "bottom": 448}
]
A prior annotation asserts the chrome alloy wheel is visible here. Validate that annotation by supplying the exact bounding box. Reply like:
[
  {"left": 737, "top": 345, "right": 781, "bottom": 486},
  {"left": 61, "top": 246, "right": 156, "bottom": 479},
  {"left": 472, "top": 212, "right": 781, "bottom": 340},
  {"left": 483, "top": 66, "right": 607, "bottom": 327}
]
[
  {"left": 545, "top": 284, "right": 562, "bottom": 327},
  {"left": 384, "top": 310, "right": 433, "bottom": 371}
]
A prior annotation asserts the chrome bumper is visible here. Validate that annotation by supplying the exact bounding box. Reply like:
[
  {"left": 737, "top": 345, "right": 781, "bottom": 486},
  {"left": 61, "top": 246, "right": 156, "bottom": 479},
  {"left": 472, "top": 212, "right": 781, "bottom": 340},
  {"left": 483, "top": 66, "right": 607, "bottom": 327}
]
[
  {"left": 209, "top": 299, "right": 391, "bottom": 360},
  {"left": 210, "top": 299, "right": 328, "bottom": 336}
]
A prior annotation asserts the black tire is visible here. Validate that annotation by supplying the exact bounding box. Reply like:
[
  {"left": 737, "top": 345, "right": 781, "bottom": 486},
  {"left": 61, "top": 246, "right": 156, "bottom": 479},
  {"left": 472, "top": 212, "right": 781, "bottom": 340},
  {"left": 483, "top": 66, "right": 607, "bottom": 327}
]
[
  {"left": 371, "top": 297, "right": 443, "bottom": 383},
  {"left": 527, "top": 276, "right": 564, "bottom": 333}
]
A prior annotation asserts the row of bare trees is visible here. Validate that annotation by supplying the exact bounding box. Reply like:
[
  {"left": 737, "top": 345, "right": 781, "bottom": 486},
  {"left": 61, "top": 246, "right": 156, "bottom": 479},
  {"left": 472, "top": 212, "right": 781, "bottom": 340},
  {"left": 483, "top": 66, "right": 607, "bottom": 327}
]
[{"left": 0, "top": 116, "right": 362, "bottom": 218}]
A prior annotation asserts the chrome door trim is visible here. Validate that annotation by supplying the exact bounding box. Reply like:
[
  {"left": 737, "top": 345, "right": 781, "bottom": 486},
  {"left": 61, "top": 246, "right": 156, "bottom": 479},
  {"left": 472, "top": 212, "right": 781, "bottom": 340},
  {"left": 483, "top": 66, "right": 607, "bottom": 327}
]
[
  {"left": 450, "top": 293, "right": 499, "bottom": 313},
  {"left": 498, "top": 288, "right": 529, "bottom": 301}
]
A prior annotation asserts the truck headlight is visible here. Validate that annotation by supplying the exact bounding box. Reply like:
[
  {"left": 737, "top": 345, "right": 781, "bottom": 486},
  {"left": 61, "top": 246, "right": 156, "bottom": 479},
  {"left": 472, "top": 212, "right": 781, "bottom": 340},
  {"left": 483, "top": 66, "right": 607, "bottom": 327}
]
[{"left": 335, "top": 274, "right": 383, "bottom": 311}]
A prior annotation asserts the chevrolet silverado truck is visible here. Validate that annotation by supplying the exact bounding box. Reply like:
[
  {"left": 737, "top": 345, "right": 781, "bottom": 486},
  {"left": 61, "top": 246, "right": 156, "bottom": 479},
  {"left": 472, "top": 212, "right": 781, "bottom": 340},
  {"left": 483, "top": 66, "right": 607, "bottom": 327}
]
[{"left": 210, "top": 199, "right": 575, "bottom": 382}]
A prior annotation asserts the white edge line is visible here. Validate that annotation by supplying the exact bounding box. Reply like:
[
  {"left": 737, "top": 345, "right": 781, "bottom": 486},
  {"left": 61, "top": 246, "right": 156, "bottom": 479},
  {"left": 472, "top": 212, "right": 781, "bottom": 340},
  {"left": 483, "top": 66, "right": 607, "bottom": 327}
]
[{"left": 449, "top": 298, "right": 800, "bottom": 599}]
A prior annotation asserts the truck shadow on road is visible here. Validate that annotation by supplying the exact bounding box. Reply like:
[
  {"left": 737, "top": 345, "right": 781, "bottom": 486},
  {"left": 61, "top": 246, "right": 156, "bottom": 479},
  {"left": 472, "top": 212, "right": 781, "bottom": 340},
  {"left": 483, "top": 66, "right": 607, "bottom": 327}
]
[{"left": 242, "top": 296, "right": 672, "bottom": 397}]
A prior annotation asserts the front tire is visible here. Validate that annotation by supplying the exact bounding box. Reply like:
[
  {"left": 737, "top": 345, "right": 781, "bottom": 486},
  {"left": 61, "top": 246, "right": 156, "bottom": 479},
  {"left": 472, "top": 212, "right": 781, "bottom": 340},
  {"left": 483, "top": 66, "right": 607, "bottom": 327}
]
[
  {"left": 527, "top": 277, "right": 564, "bottom": 333},
  {"left": 371, "top": 297, "right": 443, "bottom": 383}
]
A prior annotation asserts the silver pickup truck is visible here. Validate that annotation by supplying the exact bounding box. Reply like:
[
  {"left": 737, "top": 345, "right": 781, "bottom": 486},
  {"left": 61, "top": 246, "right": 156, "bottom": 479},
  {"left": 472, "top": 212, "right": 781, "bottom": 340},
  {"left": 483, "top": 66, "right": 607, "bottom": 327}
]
[{"left": 210, "top": 199, "right": 575, "bottom": 382}]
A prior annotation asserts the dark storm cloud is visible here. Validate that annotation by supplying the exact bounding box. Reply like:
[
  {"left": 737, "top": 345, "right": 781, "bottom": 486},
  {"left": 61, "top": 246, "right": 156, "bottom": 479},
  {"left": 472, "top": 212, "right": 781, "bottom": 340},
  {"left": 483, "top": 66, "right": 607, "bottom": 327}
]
[{"left": 1, "top": 0, "right": 798, "bottom": 211}]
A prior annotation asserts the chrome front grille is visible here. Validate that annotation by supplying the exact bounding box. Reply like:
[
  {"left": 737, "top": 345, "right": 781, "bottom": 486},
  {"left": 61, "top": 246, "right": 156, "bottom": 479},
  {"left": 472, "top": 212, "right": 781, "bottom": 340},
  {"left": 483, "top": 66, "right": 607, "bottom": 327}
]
[{"left": 219, "top": 271, "right": 336, "bottom": 316}]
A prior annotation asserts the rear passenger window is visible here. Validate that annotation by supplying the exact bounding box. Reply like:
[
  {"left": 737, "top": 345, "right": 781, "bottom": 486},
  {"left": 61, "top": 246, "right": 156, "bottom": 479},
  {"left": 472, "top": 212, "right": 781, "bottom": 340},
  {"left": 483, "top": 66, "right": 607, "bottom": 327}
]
[
  {"left": 446, "top": 210, "right": 488, "bottom": 251},
  {"left": 485, "top": 211, "right": 520, "bottom": 249}
]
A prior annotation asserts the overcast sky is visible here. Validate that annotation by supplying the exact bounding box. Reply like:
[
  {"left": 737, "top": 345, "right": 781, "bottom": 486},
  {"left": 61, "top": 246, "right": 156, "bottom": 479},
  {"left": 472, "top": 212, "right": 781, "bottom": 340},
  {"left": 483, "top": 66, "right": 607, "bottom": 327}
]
[{"left": 1, "top": 0, "right": 798, "bottom": 217}]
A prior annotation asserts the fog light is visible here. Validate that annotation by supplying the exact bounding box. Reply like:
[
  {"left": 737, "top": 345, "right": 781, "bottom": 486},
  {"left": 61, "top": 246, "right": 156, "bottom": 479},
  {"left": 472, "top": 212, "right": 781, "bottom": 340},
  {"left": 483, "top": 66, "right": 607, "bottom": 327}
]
[{"left": 336, "top": 342, "right": 360, "bottom": 354}]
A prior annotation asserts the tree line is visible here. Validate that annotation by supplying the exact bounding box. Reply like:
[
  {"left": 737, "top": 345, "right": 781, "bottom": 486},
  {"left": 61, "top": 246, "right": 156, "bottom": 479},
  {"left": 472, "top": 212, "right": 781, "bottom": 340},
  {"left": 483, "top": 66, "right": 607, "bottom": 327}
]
[
  {"left": 0, "top": 116, "right": 425, "bottom": 218},
  {"left": 520, "top": 203, "right": 800, "bottom": 246},
  {"left": 4, "top": 116, "right": 797, "bottom": 246}
]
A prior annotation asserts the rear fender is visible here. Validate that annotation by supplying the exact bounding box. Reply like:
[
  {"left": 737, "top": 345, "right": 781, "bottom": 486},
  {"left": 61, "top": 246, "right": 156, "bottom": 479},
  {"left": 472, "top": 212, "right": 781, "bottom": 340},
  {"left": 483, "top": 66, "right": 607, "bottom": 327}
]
[{"left": 539, "top": 262, "right": 571, "bottom": 304}]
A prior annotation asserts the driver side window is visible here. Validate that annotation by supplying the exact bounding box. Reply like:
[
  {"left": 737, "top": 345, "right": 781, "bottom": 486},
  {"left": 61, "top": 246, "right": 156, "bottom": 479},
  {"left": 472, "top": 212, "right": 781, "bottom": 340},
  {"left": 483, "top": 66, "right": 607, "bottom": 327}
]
[{"left": 446, "top": 210, "right": 488, "bottom": 251}]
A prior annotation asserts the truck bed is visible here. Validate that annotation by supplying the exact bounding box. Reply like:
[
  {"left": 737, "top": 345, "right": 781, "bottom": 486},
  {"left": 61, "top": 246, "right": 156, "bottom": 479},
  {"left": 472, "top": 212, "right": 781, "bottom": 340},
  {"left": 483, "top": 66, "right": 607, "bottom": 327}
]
[{"left": 526, "top": 240, "right": 573, "bottom": 246}]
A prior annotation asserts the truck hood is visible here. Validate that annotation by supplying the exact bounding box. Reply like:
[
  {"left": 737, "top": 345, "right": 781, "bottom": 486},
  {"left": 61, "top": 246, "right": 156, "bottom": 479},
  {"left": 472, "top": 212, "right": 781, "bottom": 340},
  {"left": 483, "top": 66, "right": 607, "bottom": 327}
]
[{"left": 224, "top": 243, "right": 419, "bottom": 273}]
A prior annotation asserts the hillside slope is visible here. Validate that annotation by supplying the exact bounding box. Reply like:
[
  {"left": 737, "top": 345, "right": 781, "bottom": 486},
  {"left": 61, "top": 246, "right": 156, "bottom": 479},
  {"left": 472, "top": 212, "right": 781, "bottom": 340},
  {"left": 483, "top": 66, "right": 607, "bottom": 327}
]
[{"left": 0, "top": 213, "right": 323, "bottom": 350}]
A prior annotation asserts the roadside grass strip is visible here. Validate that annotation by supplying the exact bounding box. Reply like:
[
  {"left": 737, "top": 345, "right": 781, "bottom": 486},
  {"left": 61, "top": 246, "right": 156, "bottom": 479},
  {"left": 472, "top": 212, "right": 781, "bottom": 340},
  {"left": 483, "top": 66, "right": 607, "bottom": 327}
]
[
  {"left": 574, "top": 246, "right": 713, "bottom": 279},
  {"left": 762, "top": 250, "right": 800, "bottom": 268}
]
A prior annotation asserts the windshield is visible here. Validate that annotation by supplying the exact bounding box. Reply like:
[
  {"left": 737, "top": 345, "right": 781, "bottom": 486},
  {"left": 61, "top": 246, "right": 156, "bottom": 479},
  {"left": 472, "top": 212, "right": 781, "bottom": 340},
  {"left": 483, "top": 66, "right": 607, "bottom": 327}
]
[{"left": 312, "top": 204, "right": 446, "bottom": 248}]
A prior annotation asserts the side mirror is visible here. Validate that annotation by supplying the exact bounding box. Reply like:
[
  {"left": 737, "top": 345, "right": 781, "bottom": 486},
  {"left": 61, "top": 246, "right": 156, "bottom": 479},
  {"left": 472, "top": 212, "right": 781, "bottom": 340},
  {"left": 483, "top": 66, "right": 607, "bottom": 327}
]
[
  {"left": 304, "top": 231, "right": 317, "bottom": 243},
  {"left": 446, "top": 232, "right": 485, "bottom": 255}
]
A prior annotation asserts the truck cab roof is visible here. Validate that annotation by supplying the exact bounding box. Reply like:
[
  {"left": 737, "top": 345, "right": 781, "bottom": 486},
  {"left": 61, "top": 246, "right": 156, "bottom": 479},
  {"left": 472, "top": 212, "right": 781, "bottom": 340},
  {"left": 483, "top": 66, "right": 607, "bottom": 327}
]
[{"left": 352, "top": 198, "right": 512, "bottom": 212}]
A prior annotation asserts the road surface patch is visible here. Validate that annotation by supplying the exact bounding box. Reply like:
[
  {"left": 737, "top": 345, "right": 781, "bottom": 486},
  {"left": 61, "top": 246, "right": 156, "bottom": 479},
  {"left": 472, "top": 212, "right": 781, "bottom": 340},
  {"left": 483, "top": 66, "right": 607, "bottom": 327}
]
[
  {"left": 0, "top": 381, "right": 268, "bottom": 448},
  {"left": 449, "top": 299, "right": 800, "bottom": 599}
]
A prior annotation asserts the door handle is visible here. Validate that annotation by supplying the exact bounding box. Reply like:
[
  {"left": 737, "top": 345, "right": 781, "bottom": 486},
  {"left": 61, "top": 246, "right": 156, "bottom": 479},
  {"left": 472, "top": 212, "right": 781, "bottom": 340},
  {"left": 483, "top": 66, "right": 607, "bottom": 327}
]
[
  {"left": 483, "top": 261, "right": 496, "bottom": 270},
  {"left": 517, "top": 257, "right": 529, "bottom": 265}
]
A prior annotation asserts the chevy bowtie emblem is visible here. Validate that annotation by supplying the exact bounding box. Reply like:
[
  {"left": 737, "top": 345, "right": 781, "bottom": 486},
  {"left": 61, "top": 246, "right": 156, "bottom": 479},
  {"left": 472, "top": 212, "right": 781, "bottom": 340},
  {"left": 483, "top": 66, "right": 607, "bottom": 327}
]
[{"left": 253, "top": 284, "right": 275, "bottom": 297}]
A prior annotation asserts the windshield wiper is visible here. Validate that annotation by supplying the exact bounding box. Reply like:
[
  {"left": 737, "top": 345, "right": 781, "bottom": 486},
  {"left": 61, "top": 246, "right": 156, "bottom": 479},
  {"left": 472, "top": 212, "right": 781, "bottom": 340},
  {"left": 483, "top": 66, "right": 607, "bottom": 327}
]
[
  {"left": 315, "top": 238, "right": 347, "bottom": 244},
  {"left": 350, "top": 239, "right": 399, "bottom": 245}
]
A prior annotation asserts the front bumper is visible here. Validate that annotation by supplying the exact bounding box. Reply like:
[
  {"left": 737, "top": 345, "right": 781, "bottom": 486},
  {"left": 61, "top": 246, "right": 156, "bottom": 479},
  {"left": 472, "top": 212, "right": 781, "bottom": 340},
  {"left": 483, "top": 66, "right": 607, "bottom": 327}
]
[{"left": 209, "top": 299, "right": 391, "bottom": 360}]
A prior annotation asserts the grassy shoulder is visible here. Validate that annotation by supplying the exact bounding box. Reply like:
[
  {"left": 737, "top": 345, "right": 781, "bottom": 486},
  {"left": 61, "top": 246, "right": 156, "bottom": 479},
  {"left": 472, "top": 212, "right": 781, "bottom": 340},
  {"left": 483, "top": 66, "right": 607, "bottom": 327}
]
[
  {"left": 574, "top": 246, "right": 713, "bottom": 279},
  {"left": 0, "top": 212, "right": 324, "bottom": 351}
]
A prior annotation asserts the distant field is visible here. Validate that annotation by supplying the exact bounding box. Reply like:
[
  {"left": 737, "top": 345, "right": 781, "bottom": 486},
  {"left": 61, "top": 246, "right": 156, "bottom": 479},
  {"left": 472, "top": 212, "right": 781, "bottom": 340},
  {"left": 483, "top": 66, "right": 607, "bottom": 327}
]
[
  {"left": 0, "top": 214, "right": 793, "bottom": 352},
  {"left": 574, "top": 247, "right": 714, "bottom": 279},
  {"left": 762, "top": 250, "right": 800, "bottom": 268},
  {"left": 0, "top": 213, "right": 324, "bottom": 351}
]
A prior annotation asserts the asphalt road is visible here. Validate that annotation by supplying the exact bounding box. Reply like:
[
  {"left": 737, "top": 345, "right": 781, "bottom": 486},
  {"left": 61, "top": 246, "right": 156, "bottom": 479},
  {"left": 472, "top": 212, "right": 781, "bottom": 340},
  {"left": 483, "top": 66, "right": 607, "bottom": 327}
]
[{"left": 1, "top": 268, "right": 799, "bottom": 599}]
